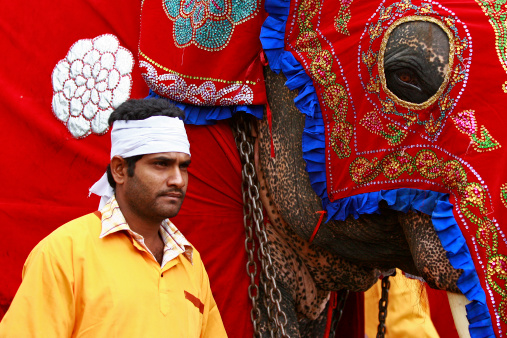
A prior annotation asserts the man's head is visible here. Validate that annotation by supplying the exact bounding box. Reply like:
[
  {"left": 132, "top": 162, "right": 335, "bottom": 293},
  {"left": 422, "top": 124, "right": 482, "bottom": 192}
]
[
  {"left": 105, "top": 99, "right": 185, "bottom": 189},
  {"left": 111, "top": 150, "right": 191, "bottom": 222},
  {"left": 89, "top": 99, "right": 191, "bottom": 220}
]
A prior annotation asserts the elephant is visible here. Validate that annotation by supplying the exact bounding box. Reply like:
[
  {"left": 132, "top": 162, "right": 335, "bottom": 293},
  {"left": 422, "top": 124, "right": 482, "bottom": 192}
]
[
  {"left": 248, "top": 68, "right": 462, "bottom": 337},
  {"left": 137, "top": 0, "right": 507, "bottom": 336}
]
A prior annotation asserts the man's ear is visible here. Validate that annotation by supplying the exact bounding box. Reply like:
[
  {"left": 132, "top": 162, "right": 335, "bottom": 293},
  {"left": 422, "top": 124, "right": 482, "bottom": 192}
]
[{"left": 110, "top": 156, "right": 128, "bottom": 185}]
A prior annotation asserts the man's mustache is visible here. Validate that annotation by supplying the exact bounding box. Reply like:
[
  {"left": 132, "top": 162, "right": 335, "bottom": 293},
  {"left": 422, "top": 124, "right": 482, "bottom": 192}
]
[{"left": 158, "top": 189, "right": 184, "bottom": 197}]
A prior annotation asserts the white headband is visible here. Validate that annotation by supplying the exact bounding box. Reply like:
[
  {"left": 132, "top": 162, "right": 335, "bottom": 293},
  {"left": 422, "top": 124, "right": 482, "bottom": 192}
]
[{"left": 89, "top": 116, "right": 190, "bottom": 209}]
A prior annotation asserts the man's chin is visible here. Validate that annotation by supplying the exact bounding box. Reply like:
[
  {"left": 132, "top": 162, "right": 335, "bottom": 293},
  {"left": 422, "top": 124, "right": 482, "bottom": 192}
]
[{"left": 160, "top": 206, "right": 183, "bottom": 219}]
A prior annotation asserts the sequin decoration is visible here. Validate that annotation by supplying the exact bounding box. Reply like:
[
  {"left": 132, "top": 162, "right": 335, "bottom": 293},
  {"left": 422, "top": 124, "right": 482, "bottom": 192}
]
[
  {"left": 360, "top": 110, "right": 408, "bottom": 145},
  {"left": 452, "top": 110, "right": 501, "bottom": 152},
  {"left": 501, "top": 183, "right": 507, "bottom": 208},
  {"left": 51, "top": 34, "right": 134, "bottom": 138},
  {"left": 330, "top": 121, "right": 353, "bottom": 158},
  {"left": 334, "top": 0, "right": 353, "bottom": 36},
  {"left": 294, "top": 0, "right": 353, "bottom": 159},
  {"left": 140, "top": 61, "right": 253, "bottom": 105},
  {"left": 359, "top": 1, "right": 470, "bottom": 142},
  {"left": 475, "top": 0, "right": 507, "bottom": 90},
  {"left": 163, "top": 0, "right": 261, "bottom": 51}
]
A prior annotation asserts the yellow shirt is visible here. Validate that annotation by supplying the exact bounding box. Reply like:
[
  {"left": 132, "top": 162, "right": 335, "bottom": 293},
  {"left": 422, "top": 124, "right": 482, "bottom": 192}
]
[
  {"left": 99, "top": 195, "right": 194, "bottom": 269},
  {"left": 0, "top": 212, "right": 227, "bottom": 337},
  {"left": 364, "top": 270, "right": 438, "bottom": 338}
]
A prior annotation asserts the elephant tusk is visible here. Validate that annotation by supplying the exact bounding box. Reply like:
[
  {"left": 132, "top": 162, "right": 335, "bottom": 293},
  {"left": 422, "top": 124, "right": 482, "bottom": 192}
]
[{"left": 447, "top": 292, "right": 471, "bottom": 338}]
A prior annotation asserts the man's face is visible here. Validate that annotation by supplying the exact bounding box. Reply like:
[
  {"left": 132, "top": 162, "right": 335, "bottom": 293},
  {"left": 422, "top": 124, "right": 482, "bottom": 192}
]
[{"left": 122, "top": 152, "right": 191, "bottom": 222}]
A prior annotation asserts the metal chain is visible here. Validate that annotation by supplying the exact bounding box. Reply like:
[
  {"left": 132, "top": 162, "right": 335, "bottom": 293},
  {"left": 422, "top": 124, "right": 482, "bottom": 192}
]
[
  {"left": 232, "top": 114, "right": 288, "bottom": 337},
  {"left": 329, "top": 290, "right": 349, "bottom": 338},
  {"left": 376, "top": 275, "right": 392, "bottom": 338},
  {"left": 242, "top": 161, "right": 261, "bottom": 335}
]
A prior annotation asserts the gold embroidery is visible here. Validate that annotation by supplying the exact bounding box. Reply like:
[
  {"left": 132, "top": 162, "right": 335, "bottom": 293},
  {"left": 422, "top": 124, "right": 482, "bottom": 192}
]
[{"left": 378, "top": 16, "right": 455, "bottom": 110}]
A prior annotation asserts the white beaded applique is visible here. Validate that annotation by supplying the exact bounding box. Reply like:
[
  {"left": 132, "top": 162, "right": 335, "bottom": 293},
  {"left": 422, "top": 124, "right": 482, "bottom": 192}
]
[
  {"left": 140, "top": 61, "right": 254, "bottom": 106},
  {"left": 51, "top": 34, "right": 134, "bottom": 138}
]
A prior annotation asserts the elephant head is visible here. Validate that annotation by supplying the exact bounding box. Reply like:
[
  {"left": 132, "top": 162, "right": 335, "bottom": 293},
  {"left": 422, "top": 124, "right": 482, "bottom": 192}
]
[{"left": 255, "top": 0, "right": 507, "bottom": 336}]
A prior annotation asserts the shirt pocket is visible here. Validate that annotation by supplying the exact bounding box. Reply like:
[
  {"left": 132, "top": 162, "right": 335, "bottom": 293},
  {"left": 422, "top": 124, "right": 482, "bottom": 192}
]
[{"left": 184, "top": 290, "right": 204, "bottom": 337}]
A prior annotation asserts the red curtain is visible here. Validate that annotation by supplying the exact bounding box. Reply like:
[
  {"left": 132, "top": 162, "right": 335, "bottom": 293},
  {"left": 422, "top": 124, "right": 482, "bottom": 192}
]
[
  {"left": 1, "top": 0, "right": 143, "bottom": 315},
  {"left": 172, "top": 122, "right": 253, "bottom": 335}
]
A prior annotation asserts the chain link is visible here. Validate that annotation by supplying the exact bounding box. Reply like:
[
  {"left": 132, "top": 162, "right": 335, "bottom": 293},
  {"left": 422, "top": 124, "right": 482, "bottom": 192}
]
[
  {"left": 376, "top": 275, "right": 392, "bottom": 338},
  {"left": 232, "top": 114, "right": 288, "bottom": 337}
]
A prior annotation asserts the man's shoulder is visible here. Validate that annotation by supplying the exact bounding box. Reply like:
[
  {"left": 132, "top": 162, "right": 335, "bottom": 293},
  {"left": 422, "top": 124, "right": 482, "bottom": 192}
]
[
  {"left": 55, "top": 212, "right": 102, "bottom": 236},
  {"left": 35, "top": 212, "right": 102, "bottom": 253}
]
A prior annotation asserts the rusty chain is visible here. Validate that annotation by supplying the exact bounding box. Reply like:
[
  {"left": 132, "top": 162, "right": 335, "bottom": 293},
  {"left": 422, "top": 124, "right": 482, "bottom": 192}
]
[
  {"left": 233, "top": 114, "right": 288, "bottom": 337},
  {"left": 376, "top": 274, "right": 392, "bottom": 338}
]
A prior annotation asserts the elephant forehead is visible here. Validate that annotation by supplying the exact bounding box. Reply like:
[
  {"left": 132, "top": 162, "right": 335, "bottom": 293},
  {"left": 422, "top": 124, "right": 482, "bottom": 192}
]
[
  {"left": 385, "top": 21, "right": 449, "bottom": 59},
  {"left": 384, "top": 20, "right": 450, "bottom": 77}
]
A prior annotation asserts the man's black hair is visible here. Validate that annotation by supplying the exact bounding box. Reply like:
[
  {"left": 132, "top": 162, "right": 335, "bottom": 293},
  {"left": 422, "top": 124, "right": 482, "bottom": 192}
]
[{"left": 106, "top": 99, "right": 186, "bottom": 189}]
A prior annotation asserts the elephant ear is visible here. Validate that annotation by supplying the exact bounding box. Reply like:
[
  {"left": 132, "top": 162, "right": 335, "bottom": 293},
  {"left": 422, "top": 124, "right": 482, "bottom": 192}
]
[
  {"left": 260, "top": 0, "right": 507, "bottom": 336},
  {"left": 137, "top": 0, "right": 267, "bottom": 125}
]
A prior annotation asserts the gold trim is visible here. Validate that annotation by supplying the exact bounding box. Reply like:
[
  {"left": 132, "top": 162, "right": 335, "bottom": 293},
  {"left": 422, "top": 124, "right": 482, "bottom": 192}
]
[
  {"left": 378, "top": 16, "right": 455, "bottom": 110},
  {"left": 138, "top": 49, "right": 257, "bottom": 85}
]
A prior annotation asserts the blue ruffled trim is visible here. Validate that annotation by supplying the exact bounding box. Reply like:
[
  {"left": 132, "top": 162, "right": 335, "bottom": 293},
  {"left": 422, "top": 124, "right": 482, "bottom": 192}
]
[
  {"left": 145, "top": 90, "right": 263, "bottom": 125},
  {"left": 260, "top": 0, "right": 495, "bottom": 336}
]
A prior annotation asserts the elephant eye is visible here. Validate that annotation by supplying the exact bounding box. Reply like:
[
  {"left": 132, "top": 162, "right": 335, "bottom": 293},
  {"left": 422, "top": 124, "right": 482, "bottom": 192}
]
[
  {"left": 396, "top": 69, "right": 419, "bottom": 86},
  {"left": 380, "top": 18, "right": 452, "bottom": 107},
  {"left": 398, "top": 71, "right": 414, "bottom": 84}
]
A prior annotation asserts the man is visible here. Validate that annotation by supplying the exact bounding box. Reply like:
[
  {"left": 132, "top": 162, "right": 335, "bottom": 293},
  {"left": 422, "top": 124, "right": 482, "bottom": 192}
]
[{"left": 0, "top": 99, "right": 227, "bottom": 337}]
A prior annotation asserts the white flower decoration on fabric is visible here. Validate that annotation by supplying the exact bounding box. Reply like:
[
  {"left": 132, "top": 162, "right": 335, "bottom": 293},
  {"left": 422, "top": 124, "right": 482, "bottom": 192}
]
[{"left": 51, "top": 34, "right": 134, "bottom": 138}]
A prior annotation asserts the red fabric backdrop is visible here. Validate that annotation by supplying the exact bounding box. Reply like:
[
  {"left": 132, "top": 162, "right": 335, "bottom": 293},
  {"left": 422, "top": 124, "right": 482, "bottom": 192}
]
[
  {"left": 0, "top": 0, "right": 142, "bottom": 312},
  {"left": 172, "top": 122, "right": 253, "bottom": 336}
]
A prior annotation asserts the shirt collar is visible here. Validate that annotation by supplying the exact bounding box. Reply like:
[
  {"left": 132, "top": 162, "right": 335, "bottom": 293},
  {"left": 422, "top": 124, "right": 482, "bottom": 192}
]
[{"left": 99, "top": 195, "right": 193, "bottom": 264}]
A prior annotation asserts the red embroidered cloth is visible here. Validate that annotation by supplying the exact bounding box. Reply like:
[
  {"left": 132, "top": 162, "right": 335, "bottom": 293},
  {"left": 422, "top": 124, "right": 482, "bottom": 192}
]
[
  {"left": 138, "top": 0, "right": 267, "bottom": 107},
  {"left": 282, "top": 0, "right": 507, "bottom": 335}
]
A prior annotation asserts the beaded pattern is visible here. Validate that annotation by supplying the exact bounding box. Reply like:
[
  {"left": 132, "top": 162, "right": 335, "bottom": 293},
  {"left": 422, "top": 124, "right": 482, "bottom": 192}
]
[
  {"left": 475, "top": 0, "right": 507, "bottom": 92},
  {"left": 294, "top": 0, "right": 354, "bottom": 159},
  {"left": 501, "top": 183, "right": 507, "bottom": 208},
  {"left": 334, "top": 0, "right": 353, "bottom": 36},
  {"left": 452, "top": 110, "right": 501, "bottom": 152},
  {"left": 139, "top": 50, "right": 257, "bottom": 85},
  {"left": 349, "top": 148, "right": 468, "bottom": 186},
  {"left": 140, "top": 60, "right": 253, "bottom": 105},
  {"left": 359, "top": 110, "right": 408, "bottom": 145},
  {"left": 359, "top": 3, "right": 468, "bottom": 142},
  {"left": 51, "top": 34, "right": 134, "bottom": 138},
  {"left": 163, "top": 0, "right": 261, "bottom": 51}
]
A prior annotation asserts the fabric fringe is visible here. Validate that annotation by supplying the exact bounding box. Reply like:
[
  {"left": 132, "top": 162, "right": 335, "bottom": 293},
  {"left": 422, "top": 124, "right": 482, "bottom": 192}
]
[{"left": 146, "top": 90, "right": 263, "bottom": 125}]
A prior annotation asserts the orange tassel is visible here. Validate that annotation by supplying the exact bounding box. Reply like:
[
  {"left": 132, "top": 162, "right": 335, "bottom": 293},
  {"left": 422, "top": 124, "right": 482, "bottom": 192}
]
[{"left": 309, "top": 210, "right": 326, "bottom": 244}]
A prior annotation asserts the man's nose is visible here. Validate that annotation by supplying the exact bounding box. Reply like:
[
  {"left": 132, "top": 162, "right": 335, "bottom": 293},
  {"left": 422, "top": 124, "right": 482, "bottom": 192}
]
[{"left": 167, "top": 168, "right": 185, "bottom": 187}]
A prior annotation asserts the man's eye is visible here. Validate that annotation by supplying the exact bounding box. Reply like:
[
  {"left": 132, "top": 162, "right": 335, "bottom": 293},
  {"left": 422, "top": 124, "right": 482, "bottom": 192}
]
[{"left": 155, "top": 161, "right": 168, "bottom": 166}]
